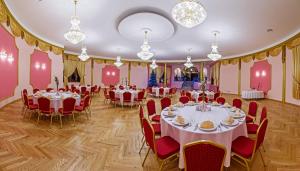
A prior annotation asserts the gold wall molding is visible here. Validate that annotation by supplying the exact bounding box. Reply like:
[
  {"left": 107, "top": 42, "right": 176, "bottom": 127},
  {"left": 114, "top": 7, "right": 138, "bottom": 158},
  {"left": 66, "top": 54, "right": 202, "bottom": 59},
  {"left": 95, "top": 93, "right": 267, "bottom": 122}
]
[
  {"left": 282, "top": 45, "right": 287, "bottom": 103},
  {"left": 0, "top": 0, "right": 64, "bottom": 55},
  {"left": 164, "top": 63, "right": 167, "bottom": 87},
  {"left": 238, "top": 58, "right": 241, "bottom": 96}
]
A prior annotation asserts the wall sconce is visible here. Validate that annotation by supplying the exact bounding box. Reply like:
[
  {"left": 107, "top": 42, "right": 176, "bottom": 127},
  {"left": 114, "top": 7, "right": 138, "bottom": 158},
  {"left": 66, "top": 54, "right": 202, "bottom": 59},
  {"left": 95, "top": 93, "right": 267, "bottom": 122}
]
[
  {"left": 112, "top": 71, "right": 115, "bottom": 76},
  {"left": 41, "top": 63, "right": 46, "bottom": 70},
  {"left": 261, "top": 70, "right": 266, "bottom": 77},
  {"left": 255, "top": 71, "right": 260, "bottom": 77},
  {"left": 0, "top": 50, "right": 14, "bottom": 64},
  {"left": 106, "top": 71, "right": 111, "bottom": 76},
  {"left": 35, "top": 62, "right": 41, "bottom": 69}
]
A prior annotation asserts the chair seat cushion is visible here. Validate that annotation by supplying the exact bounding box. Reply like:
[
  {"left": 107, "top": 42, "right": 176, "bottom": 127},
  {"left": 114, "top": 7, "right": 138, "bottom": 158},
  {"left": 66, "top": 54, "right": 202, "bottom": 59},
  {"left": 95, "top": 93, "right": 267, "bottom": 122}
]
[
  {"left": 247, "top": 123, "right": 259, "bottom": 134},
  {"left": 28, "top": 104, "right": 38, "bottom": 110},
  {"left": 152, "top": 123, "right": 161, "bottom": 134},
  {"left": 151, "top": 115, "right": 161, "bottom": 122},
  {"left": 40, "top": 108, "right": 55, "bottom": 114},
  {"left": 58, "top": 108, "right": 73, "bottom": 115},
  {"left": 28, "top": 99, "right": 33, "bottom": 105},
  {"left": 232, "top": 136, "right": 255, "bottom": 159},
  {"left": 246, "top": 116, "right": 254, "bottom": 123},
  {"left": 155, "top": 136, "right": 179, "bottom": 159},
  {"left": 75, "top": 105, "right": 84, "bottom": 111}
]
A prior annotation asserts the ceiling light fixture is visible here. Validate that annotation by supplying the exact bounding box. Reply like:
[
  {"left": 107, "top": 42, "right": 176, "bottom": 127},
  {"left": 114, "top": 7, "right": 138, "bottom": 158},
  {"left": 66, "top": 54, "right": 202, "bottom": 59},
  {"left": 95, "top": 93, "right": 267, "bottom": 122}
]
[
  {"left": 150, "top": 59, "right": 158, "bottom": 69},
  {"left": 78, "top": 47, "right": 90, "bottom": 61},
  {"left": 207, "top": 31, "right": 222, "bottom": 61},
  {"left": 184, "top": 48, "right": 193, "bottom": 68},
  {"left": 172, "top": 0, "right": 207, "bottom": 28},
  {"left": 114, "top": 56, "right": 123, "bottom": 67},
  {"left": 64, "top": 0, "right": 86, "bottom": 44},
  {"left": 137, "top": 29, "right": 154, "bottom": 61}
]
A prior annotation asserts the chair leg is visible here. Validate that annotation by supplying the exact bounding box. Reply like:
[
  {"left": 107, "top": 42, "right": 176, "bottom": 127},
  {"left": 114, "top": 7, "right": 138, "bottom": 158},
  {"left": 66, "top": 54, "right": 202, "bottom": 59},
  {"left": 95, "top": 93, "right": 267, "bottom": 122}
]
[
  {"left": 142, "top": 147, "right": 151, "bottom": 166},
  {"left": 139, "top": 139, "right": 145, "bottom": 154},
  {"left": 59, "top": 115, "right": 63, "bottom": 128},
  {"left": 85, "top": 110, "right": 89, "bottom": 120},
  {"left": 50, "top": 114, "right": 53, "bottom": 126},
  {"left": 262, "top": 144, "right": 266, "bottom": 152},
  {"left": 37, "top": 112, "right": 41, "bottom": 124},
  {"left": 72, "top": 113, "right": 76, "bottom": 127},
  {"left": 259, "top": 149, "right": 266, "bottom": 167},
  {"left": 159, "top": 159, "right": 166, "bottom": 171}
]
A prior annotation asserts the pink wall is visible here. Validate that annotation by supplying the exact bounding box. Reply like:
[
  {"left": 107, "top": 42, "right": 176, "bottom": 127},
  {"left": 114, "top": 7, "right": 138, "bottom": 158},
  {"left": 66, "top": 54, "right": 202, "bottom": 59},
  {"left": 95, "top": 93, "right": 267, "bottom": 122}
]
[
  {"left": 30, "top": 49, "right": 51, "bottom": 89},
  {"left": 130, "top": 65, "right": 148, "bottom": 88},
  {"left": 0, "top": 25, "right": 18, "bottom": 101},
  {"left": 267, "top": 55, "right": 282, "bottom": 101},
  {"left": 219, "top": 64, "right": 238, "bottom": 94},
  {"left": 250, "top": 60, "right": 271, "bottom": 92},
  {"left": 241, "top": 61, "right": 253, "bottom": 91}
]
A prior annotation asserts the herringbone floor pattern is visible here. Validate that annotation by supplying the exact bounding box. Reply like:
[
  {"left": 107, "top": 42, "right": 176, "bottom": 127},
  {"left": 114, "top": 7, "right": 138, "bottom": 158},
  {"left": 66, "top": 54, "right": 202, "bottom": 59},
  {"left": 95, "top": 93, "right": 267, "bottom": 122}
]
[{"left": 0, "top": 93, "right": 299, "bottom": 171}]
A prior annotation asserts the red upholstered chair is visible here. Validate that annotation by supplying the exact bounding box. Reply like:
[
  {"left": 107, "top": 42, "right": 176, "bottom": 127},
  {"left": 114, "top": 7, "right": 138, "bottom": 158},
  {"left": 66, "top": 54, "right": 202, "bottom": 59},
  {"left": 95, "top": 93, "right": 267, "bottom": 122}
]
[
  {"left": 247, "top": 106, "right": 267, "bottom": 134},
  {"left": 123, "top": 92, "right": 132, "bottom": 108},
  {"left": 119, "top": 85, "right": 125, "bottom": 90},
  {"left": 146, "top": 99, "right": 161, "bottom": 122},
  {"left": 214, "top": 92, "right": 220, "bottom": 101},
  {"left": 109, "top": 90, "right": 119, "bottom": 107},
  {"left": 58, "top": 97, "right": 76, "bottom": 128},
  {"left": 46, "top": 88, "right": 53, "bottom": 92},
  {"left": 73, "top": 89, "right": 80, "bottom": 94},
  {"left": 75, "top": 95, "right": 91, "bottom": 120},
  {"left": 231, "top": 119, "right": 268, "bottom": 171},
  {"left": 80, "top": 86, "right": 87, "bottom": 95},
  {"left": 65, "top": 85, "right": 70, "bottom": 91},
  {"left": 59, "top": 88, "right": 65, "bottom": 92},
  {"left": 22, "top": 89, "right": 33, "bottom": 105},
  {"left": 135, "top": 91, "right": 145, "bottom": 105},
  {"left": 33, "top": 88, "right": 40, "bottom": 94},
  {"left": 141, "top": 118, "right": 180, "bottom": 170},
  {"left": 183, "top": 140, "right": 226, "bottom": 171},
  {"left": 197, "top": 96, "right": 208, "bottom": 103},
  {"left": 180, "top": 90, "right": 186, "bottom": 96},
  {"left": 94, "top": 85, "right": 101, "bottom": 96},
  {"left": 71, "top": 85, "right": 76, "bottom": 92},
  {"left": 169, "top": 87, "right": 177, "bottom": 97},
  {"left": 22, "top": 93, "right": 38, "bottom": 119},
  {"left": 138, "top": 106, "right": 161, "bottom": 154},
  {"left": 179, "top": 96, "right": 190, "bottom": 104},
  {"left": 159, "top": 87, "right": 164, "bottom": 97},
  {"left": 37, "top": 97, "right": 54, "bottom": 125},
  {"left": 90, "top": 85, "right": 96, "bottom": 96},
  {"left": 103, "top": 88, "right": 110, "bottom": 103},
  {"left": 160, "top": 97, "right": 171, "bottom": 110},
  {"left": 246, "top": 101, "right": 258, "bottom": 123},
  {"left": 185, "top": 92, "right": 192, "bottom": 100},
  {"left": 216, "top": 97, "right": 226, "bottom": 105},
  {"left": 233, "top": 98, "right": 242, "bottom": 109}
]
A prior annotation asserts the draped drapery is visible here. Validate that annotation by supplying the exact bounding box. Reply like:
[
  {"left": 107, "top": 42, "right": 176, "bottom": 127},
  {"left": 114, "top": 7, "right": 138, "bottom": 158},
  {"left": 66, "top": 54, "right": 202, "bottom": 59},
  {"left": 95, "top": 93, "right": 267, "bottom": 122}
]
[
  {"left": 211, "top": 62, "right": 220, "bottom": 86},
  {"left": 292, "top": 46, "right": 300, "bottom": 99},
  {"left": 63, "top": 60, "right": 86, "bottom": 85}
]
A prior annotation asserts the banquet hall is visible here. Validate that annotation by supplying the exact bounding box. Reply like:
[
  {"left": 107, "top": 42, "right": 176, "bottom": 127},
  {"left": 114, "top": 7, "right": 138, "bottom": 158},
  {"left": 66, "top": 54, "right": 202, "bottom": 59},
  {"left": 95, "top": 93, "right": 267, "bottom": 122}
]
[{"left": 0, "top": 0, "right": 300, "bottom": 170}]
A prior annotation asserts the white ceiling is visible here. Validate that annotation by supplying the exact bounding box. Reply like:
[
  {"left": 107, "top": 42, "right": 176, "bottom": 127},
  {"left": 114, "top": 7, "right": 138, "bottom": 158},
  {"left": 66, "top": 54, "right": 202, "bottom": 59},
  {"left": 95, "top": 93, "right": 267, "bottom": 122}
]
[{"left": 4, "top": 0, "right": 300, "bottom": 61}]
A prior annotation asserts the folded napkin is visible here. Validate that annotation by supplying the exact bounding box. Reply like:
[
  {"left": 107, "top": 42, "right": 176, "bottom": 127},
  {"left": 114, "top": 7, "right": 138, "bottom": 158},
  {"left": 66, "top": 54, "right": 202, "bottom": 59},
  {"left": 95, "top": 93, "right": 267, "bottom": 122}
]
[
  {"left": 224, "top": 116, "right": 234, "bottom": 125},
  {"left": 199, "top": 120, "right": 214, "bottom": 129},
  {"left": 175, "top": 116, "right": 185, "bottom": 124}
]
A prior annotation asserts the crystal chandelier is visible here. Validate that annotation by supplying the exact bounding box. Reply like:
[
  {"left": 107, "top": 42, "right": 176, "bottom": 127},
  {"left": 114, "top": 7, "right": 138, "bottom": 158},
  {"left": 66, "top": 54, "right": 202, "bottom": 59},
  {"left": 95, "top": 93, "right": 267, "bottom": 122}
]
[
  {"left": 207, "top": 31, "right": 222, "bottom": 61},
  {"left": 150, "top": 59, "right": 158, "bottom": 69},
  {"left": 172, "top": 0, "right": 207, "bottom": 28},
  {"left": 64, "top": 0, "right": 86, "bottom": 44},
  {"left": 184, "top": 49, "right": 193, "bottom": 68},
  {"left": 114, "top": 56, "right": 123, "bottom": 67},
  {"left": 137, "top": 30, "right": 154, "bottom": 61},
  {"left": 78, "top": 47, "right": 90, "bottom": 61}
]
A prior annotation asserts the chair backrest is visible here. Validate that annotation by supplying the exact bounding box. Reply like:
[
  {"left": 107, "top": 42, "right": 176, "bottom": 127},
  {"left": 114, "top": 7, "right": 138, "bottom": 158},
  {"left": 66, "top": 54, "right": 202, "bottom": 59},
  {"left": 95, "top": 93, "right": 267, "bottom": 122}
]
[
  {"left": 198, "top": 96, "right": 208, "bottom": 103},
  {"left": 119, "top": 85, "right": 124, "bottom": 90},
  {"left": 83, "top": 95, "right": 91, "bottom": 108},
  {"left": 179, "top": 96, "right": 190, "bottom": 104},
  {"left": 160, "top": 97, "right": 171, "bottom": 110},
  {"left": 171, "top": 87, "right": 177, "bottom": 94},
  {"left": 22, "top": 89, "right": 28, "bottom": 95},
  {"left": 248, "top": 101, "right": 258, "bottom": 117},
  {"left": 73, "top": 89, "right": 80, "bottom": 94},
  {"left": 216, "top": 97, "right": 226, "bottom": 105},
  {"left": 62, "top": 97, "right": 76, "bottom": 113},
  {"left": 254, "top": 119, "right": 268, "bottom": 152},
  {"left": 46, "top": 88, "right": 53, "bottom": 92},
  {"left": 214, "top": 92, "right": 220, "bottom": 100},
  {"left": 232, "top": 99, "right": 242, "bottom": 109},
  {"left": 123, "top": 92, "right": 132, "bottom": 101},
  {"left": 146, "top": 99, "right": 156, "bottom": 116},
  {"left": 139, "top": 105, "right": 144, "bottom": 131},
  {"left": 91, "top": 85, "right": 96, "bottom": 92},
  {"left": 183, "top": 140, "right": 226, "bottom": 171},
  {"left": 186, "top": 92, "right": 192, "bottom": 100},
  {"left": 109, "top": 91, "right": 115, "bottom": 100},
  {"left": 81, "top": 86, "right": 87, "bottom": 93},
  {"left": 65, "top": 85, "right": 70, "bottom": 91},
  {"left": 84, "top": 91, "right": 90, "bottom": 97},
  {"left": 33, "top": 88, "right": 40, "bottom": 94},
  {"left": 23, "top": 93, "right": 29, "bottom": 106},
  {"left": 180, "top": 90, "right": 186, "bottom": 96},
  {"left": 159, "top": 88, "right": 164, "bottom": 94},
  {"left": 142, "top": 118, "right": 155, "bottom": 151},
  {"left": 259, "top": 107, "right": 267, "bottom": 124},
  {"left": 59, "top": 88, "right": 65, "bottom": 91},
  {"left": 137, "top": 91, "right": 144, "bottom": 100},
  {"left": 37, "top": 97, "right": 51, "bottom": 112}
]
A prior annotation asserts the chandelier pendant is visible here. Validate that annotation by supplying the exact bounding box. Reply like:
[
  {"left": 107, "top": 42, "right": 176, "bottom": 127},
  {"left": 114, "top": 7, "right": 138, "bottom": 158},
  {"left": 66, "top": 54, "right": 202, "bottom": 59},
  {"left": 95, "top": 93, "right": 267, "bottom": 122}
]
[
  {"left": 78, "top": 47, "right": 90, "bottom": 61},
  {"left": 150, "top": 59, "right": 158, "bottom": 69},
  {"left": 172, "top": 0, "right": 207, "bottom": 28},
  {"left": 114, "top": 56, "right": 123, "bottom": 67},
  {"left": 184, "top": 48, "right": 193, "bottom": 68},
  {"left": 207, "top": 31, "right": 222, "bottom": 61},
  {"left": 137, "top": 29, "right": 154, "bottom": 61},
  {"left": 64, "top": 0, "right": 86, "bottom": 44}
]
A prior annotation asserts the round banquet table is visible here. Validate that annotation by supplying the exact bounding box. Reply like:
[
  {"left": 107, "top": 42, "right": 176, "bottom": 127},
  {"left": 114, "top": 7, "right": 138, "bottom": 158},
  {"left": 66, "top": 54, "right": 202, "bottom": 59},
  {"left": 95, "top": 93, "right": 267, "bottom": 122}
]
[
  {"left": 241, "top": 90, "right": 264, "bottom": 99},
  {"left": 191, "top": 90, "right": 215, "bottom": 101},
  {"left": 114, "top": 89, "right": 138, "bottom": 105},
  {"left": 161, "top": 105, "right": 247, "bottom": 169},
  {"left": 33, "top": 92, "right": 81, "bottom": 112},
  {"left": 152, "top": 87, "right": 170, "bottom": 97}
]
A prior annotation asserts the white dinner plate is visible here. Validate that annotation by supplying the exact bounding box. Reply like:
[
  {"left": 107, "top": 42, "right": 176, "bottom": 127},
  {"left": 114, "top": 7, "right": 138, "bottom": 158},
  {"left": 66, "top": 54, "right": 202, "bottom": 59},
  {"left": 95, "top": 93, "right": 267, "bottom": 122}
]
[
  {"left": 198, "top": 122, "right": 218, "bottom": 131},
  {"left": 231, "top": 112, "right": 245, "bottom": 119},
  {"left": 164, "top": 107, "right": 177, "bottom": 111},
  {"left": 163, "top": 112, "right": 176, "bottom": 117},
  {"left": 172, "top": 120, "right": 189, "bottom": 126},
  {"left": 221, "top": 119, "right": 239, "bottom": 127}
]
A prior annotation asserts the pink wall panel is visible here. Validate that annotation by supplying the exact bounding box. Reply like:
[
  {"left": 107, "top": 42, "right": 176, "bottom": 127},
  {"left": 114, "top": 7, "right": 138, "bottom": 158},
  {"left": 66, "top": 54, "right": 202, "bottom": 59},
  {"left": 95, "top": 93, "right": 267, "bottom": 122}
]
[
  {"left": 30, "top": 49, "right": 51, "bottom": 89},
  {"left": 250, "top": 60, "right": 271, "bottom": 92},
  {"left": 102, "top": 65, "right": 120, "bottom": 86},
  {"left": 0, "top": 25, "right": 18, "bottom": 100}
]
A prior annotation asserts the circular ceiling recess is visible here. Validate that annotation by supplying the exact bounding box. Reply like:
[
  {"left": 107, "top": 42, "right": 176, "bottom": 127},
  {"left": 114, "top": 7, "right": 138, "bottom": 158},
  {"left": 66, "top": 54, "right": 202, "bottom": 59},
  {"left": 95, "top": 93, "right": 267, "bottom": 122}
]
[{"left": 118, "top": 12, "right": 175, "bottom": 42}]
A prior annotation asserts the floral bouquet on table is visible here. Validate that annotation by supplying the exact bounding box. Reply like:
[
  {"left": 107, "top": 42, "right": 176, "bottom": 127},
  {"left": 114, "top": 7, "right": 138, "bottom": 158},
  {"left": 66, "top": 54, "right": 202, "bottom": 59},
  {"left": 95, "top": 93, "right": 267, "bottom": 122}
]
[{"left": 54, "top": 76, "right": 59, "bottom": 95}]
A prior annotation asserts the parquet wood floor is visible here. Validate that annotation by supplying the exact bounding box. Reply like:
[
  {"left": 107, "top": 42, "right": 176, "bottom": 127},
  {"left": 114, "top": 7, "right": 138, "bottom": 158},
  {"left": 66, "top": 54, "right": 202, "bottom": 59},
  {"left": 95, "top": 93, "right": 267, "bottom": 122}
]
[{"left": 0, "top": 93, "right": 299, "bottom": 171}]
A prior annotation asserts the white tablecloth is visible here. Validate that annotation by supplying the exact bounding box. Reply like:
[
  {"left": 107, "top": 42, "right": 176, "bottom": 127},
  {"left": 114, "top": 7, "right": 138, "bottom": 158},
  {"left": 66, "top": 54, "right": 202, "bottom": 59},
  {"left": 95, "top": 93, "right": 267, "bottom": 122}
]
[
  {"left": 161, "top": 105, "right": 247, "bottom": 169},
  {"left": 191, "top": 90, "right": 215, "bottom": 102},
  {"left": 152, "top": 87, "right": 170, "bottom": 97},
  {"left": 114, "top": 90, "right": 138, "bottom": 105},
  {"left": 241, "top": 90, "right": 264, "bottom": 99},
  {"left": 33, "top": 92, "right": 81, "bottom": 112}
]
